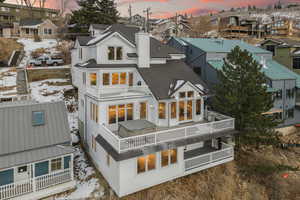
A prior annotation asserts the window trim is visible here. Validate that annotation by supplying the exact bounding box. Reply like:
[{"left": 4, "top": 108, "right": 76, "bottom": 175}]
[{"left": 32, "top": 111, "right": 45, "bottom": 126}]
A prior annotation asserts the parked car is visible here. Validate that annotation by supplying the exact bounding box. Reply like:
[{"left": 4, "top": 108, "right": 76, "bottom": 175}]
[{"left": 29, "top": 55, "right": 64, "bottom": 66}]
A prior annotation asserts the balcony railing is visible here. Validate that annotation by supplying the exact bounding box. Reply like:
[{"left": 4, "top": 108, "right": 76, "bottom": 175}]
[
  {"left": 185, "top": 143, "right": 234, "bottom": 171},
  {"left": 0, "top": 169, "right": 72, "bottom": 200},
  {"left": 99, "top": 112, "right": 235, "bottom": 153}
]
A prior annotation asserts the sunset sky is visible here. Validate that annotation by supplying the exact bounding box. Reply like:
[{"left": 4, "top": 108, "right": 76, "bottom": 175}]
[{"left": 6, "top": 0, "right": 300, "bottom": 18}]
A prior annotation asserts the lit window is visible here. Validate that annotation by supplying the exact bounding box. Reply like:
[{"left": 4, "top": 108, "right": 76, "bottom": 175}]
[
  {"left": 137, "top": 154, "right": 156, "bottom": 174},
  {"left": 129, "top": 72, "right": 133, "bottom": 86},
  {"left": 179, "top": 92, "right": 186, "bottom": 98},
  {"left": 103, "top": 73, "right": 110, "bottom": 85},
  {"left": 116, "top": 47, "right": 123, "bottom": 60},
  {"left": 159, "top": 102, "right": 166, "bottom": 119},
  {"left": 108, "top": 47, "right": 115, "bottom": 60},
  {"left": 140, "top": 102, "right": 147, "bottom": 119},
  {"left": 112, "top": 73, "right": 119, "bottom": 85},
  {"left": 32, "top": 111, "right": 45, "bottom": 126},
  {"left": 196, "top": 99, "right": 201, "bottom": 115},
  {"left": 127, "top": 103, "right": 133, "bottom": 120},
  {"left": 171, "top": 102, "right": 177, "bottom": 119},
  {"left": 187, "top": 91, "right": 194, "bottom": 98},
  {"left": 109, "top": 105, "right": 117, "bottom": 124},
  {"left": 51, "top": 158, "right": 62, "bottom": 171},
  {"left": 161, "top": 149, "right": 177, "bottom": 167},
  {"left": 118, "top": 104, "right": 125, "bottom": 122},
  {"left": 120, "top": 72, "right": 126, "bottom": 84},
  {"left": 90, "top": 73, "right": 97, "bottom": 86}
]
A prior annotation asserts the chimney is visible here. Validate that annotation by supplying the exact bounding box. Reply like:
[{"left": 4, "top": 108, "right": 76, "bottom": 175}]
[{"left": 135, "top": 31, "right": 150, "bottom": 68}]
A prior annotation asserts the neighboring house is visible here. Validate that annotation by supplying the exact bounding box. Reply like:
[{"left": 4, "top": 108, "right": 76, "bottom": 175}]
[
  {"left": 265, "top": 18, "right": 293, "bottom": 36},
  {"left": 71, "top": 24, "right": 235, "bottom": 197},
  {"left": 129, "top": 14, "right": 145, "bottom": 27},
  {"left": 168, "top": 37, "right": 300, "bottom": 126},
  {"left": 0, "top": 101, "right": 75, "bottom": 200},
  {"left": 260, "top": 38, "right": 300, "bottom": 74},
  {"left": 19, "top": 19, "right": 58, "bottom": 39}
]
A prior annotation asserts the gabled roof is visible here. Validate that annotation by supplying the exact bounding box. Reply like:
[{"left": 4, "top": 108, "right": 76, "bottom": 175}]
[
  {"left": 261, "top": 38, "right": 300, "bottom": 47},
  {"left": 77, "top": 36, "right": 95, "bottom": 46},
  {"left": 176, "top": 37, "right": 270, "bottom": 54},
  {"left": 0, "top": 101, "right": 71, "bottom": 156},
  {"left": 137, "top": 60, "right": 208, "bottom": 100},
  {"left": 19, "top": 19, "right": 43, "bottom": 26}
]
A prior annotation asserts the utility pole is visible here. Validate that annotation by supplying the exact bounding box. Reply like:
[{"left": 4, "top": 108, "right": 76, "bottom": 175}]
[
  {"left": 128, "top": 4, "right": 132, "bottom": 24},
  {"left": 143, "top": 7, "right": 151, "bottom": 33}
]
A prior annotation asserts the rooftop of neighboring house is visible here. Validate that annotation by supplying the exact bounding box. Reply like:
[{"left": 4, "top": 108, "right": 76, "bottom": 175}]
[
  {"left": 261, "top": 38, "right": 300, "bottom": 47},
  {"left": 90, "top": 24, "right": 110, "bottom": 30},
  {"left": 173, "top": 37, "right": 270, "bottom": 54},
  {"left": 0, "top": 2, "right": 59, "bottom": 13},
  {"left": 208, "top": 56, "right": 300, "bottom": 87},
  {"left": 19, "top": 18, "right": 43, "bottom": 26}
]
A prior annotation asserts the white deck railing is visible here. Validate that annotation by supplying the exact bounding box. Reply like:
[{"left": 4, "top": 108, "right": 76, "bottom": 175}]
[
  {"left": 0, "top": 169, "right": 72, "bottom": 200},
  {"left": 184, "top": 143, "right": 234, "bottom": 171},
  {"left": 100, "top": 114, "right": 235, "bottom": 153}
]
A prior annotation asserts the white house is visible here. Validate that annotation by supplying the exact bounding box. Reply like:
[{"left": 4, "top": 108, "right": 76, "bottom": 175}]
[{"left": 71, "top": 24, "right": 235, "bottom": 197}]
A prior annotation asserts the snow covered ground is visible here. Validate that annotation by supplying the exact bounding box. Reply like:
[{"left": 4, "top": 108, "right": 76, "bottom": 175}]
[
  {"left": 29, "top": 78, "right": 104, "bottom": 199},
  {"left": 0, "top": 68, "right": 17, "bottom": 97}
]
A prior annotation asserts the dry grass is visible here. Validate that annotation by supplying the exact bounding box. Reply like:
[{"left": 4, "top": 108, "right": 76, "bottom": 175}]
[
  {"left": 31, "top": 48, "right": 48, "bottom": 58},
  {"left": 0, "top": 38, "right": 23, "bottom": 61}
]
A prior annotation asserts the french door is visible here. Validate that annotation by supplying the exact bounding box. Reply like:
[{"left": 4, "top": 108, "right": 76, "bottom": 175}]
[{"left": 179, "top": 100, "right": 193, "bottom": 122}]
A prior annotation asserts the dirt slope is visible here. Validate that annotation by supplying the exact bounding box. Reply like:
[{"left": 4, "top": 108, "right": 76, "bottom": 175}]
[{"left": 0, "top": 38, "right": 23, "bottom": 61}]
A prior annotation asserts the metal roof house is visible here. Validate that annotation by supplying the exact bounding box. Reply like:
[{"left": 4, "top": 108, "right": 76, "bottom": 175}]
[
  {"left": 168, "top": 37, "right": 300, "bottom": 126},
  {"left": 0, "top": 101, "right": 75, "bottom": 200},
  {"left": 71, "top": 24, "right": 235, "bottom": 197}
]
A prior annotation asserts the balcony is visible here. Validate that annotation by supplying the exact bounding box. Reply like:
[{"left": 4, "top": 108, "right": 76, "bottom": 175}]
[
  {"left": 0, "top": 169, "right": 72, "bottom": 200},
  {"left": 184, "top": 142, "right": 234, "bottom": 172},
  {"left": 99, "top": 111, "right": 235, "bottom": 153}
]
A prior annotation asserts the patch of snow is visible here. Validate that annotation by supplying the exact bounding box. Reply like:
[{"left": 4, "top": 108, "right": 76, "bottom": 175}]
[
  {"left": 294, "top": 50, "right": 300, "bottom": 55},
  {"left": 71, "top": 133, "right": 79, "bottom": 144},
  {"left": 87, "top": 31, "right": 111, "bottom": 45},
  {"left": 65, "top": 178, "right": 100, "bottom": 200},
  {"left": 174, "top": 80, "right": 185, "bottom": 91},
  {"left": 195, "top": 84, "right": 204, "bottom": 91}
]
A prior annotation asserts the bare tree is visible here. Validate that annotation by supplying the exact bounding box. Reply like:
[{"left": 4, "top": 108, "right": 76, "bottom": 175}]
[{"left": 23, "top": 0, "right": 38, "bottom": 18}]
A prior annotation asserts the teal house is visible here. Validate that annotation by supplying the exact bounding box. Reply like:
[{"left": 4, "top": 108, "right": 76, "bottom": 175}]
[
  {"left": 0, "top": 101, "right": 75, "bottom": 200},
  {"left": 168, "top": 37, "right": 300, "bottom": 127}
]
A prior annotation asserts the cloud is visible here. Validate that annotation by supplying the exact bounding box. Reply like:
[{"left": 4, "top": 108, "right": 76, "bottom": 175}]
[
  {"left": 151, "top": 7, "right": 217, "bottom": 19},
  {"left": 118, "top": 0, "right": 169, "bottom": 6}
]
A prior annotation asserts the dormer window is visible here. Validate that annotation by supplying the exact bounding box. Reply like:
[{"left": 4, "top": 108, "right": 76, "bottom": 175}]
[
  {"left": 108, "top": 46, "right": 123, "bottom": 60},
  {"left": 32, "top": 111, "right": 45, "bottom": 126}
]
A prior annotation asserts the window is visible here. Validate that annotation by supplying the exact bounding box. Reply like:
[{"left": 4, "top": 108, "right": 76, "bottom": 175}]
[
  {"left": 92, "top": 135, "right": 97, "bottom": 152},
  {"left": 82, "top": 72, "right": 86, "bottom": 85},
  {"left": 48, "top": 29, "right": 52, "bottom": 35},
  {"left": 79, "top": 48, "right": 82, "bottom": 60},
  {"left": 90, "top": 73, "right": 97, "bottom": 86},
  {"left": 32, "top": 111, "right": 45, "bottom": 126},
  {"left": 196, "top": 99, "right": 201, "bottom": 115},
  {"left": 106, "top": 153, "right": 110, "bottom": 166},
  {"left": 187, "top": 91, "right": 194, "bottom": 98},
  {"left": 266, "top": 45, "right": 275, "bottom": 56},
  {"left": 109, "top": 105, "right": 117, "bottom": 124},
  {"left": 18, "top": 166, "right": 27, "bottom": 173},
  {"left": 108, "top": 46, "right": 123, "bottom": 60},
  {"left": 276, "top": 90, "right": 282, "bottom": 99},
  {"left": 179, "top": 92, "right": 186, "bottom": 98},
  {"left": 287, "top": 108, "right": 294, "bottom": 118},
  {"left": 161, "top": 149, "right": 177, "bottom": 167},
  {"left": 120, "top": 72, "right": 127, "bottom": 84},
  {"left": 51, "top": 158, "right": 62, "bottom": 171},
  {"left": 26, "top": 28, "right": 29, "bottom": 34},
  {"left": 171, "top": 102, "right": 177, "bottom": 119},
  {"left": 116, "top": 47, "right": 123, "bottom": 60},
  {"left": 108, "top": 47, "right": 115, "bottom": 60},
  {"left": 103, "top": 73, "right": 110, "bottom": 85},
  {"left": 140, "top": 102, "right": 147, "bottom": 119},
  {"left": 112, "top": 73, "right": 119, "bottom": 85},
  {"left": 129, "top": 73, "right": 133, "bottom": 86},
  {"left": 90, "top": 103, "right": 98, "bottom": 122},
  {"left": 159, "top": 102, "right": 166, "bottom": 119},
  {"left": 293, "top": 57, "right": 300, "bottom": 69},
  {"left": 44, "top": 28, "right": 48, "bottom": 34},
  {"left": 118, "top": 104, "right": 125, "bottom": 122},
  {"left": 137, "top": 154, "right": 156, "bottom": 174},
  {"left": 127, "top": 103, "right": 133, "bottom": 120}
]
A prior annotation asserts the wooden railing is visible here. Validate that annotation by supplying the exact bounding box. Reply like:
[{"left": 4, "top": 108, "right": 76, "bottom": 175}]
[
  {"left": 184, "top": 143, "right": 234, "bottom": 171},
  {"left": 100, "top": 113, "right": 235, "bottom": 153},
  {"left": 0, "top": 169, "right": 72, "bottom": 200}
]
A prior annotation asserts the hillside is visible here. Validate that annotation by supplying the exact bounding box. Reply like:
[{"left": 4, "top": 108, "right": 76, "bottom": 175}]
[{"left": 0, "top": 38, "right": 23, "bottom": 61}]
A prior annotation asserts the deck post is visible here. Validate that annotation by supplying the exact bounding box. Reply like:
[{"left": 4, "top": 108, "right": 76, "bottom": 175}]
[{"left": 32, "top": 164, "right": 36, "bottom": 192}]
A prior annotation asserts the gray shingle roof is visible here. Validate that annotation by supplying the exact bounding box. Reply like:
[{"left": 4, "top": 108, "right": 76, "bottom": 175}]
[
  {"left": 77, "top": 36, "right": 94, "bottom": 46},
  {"left": 261, "top": 38, "right": 300, "bottom": 47},
  {"left": 91, "top": 24, "right": 110, "bottom": 30},
  {"left": 0, "top": 101, "right": 71, "bottom": 156},
  {"left": 19, "top": 19, "right": 43, "bottom": 26},
  {"left": 138, "top": 60, "right": 208, "bottom": 100},
  {"left": 0, "top": 145, "right": 74, "bottom": 169}
]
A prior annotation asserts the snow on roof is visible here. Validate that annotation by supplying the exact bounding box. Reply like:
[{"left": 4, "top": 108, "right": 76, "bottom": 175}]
[{"left": 87, "top": 31, "right": 111, "bottom": 45}]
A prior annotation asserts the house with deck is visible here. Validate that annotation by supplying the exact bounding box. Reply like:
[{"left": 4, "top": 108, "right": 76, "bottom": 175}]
[
  {"left": 168, "top": 37, "right": 300, "bottom": 126},
  {"left": 0, "top": 101, "right": 75, "bottom": 200},
  {"left": 71, "top": 24, "right": 235, "bottom": 197}
]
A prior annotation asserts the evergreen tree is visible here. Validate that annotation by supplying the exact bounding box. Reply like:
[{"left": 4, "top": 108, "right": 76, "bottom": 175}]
[
  {"left": 70, "top": 0, "right": 119, "bottom": 33},
  {"left": 0, "top": 0, "right": 5, "bottom": 3},
  {"left": 213, "top": 46, "right": 280, "bottom": 149}
]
